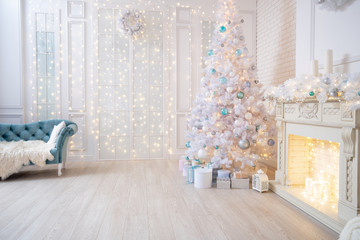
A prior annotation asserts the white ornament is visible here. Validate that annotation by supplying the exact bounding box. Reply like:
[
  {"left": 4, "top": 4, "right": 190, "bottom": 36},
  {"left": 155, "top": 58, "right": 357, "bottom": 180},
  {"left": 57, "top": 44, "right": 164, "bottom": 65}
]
[
  {"left": 245, "top": 112, "right": 252, "bottom": 120},
  {"left": 234, "top": 120, "right": 241, "bottom": 126},
  {"left": 229, "top": 72, "right": 235, "bottom": 77},
  {"left": 198, "top": 149, "right": 208, "bottom": 159},
  {"left": 226, "top": 87, "right": 234, "bottom": 93},
  {"left": 202, "top": 126, "right": 209, "bottom": 132}
]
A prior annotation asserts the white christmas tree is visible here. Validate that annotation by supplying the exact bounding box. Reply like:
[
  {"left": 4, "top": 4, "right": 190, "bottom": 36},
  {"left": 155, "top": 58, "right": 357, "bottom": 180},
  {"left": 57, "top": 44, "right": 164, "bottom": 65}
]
[{"left": 183, "top": 0, "right": 276, "bottom": 170}]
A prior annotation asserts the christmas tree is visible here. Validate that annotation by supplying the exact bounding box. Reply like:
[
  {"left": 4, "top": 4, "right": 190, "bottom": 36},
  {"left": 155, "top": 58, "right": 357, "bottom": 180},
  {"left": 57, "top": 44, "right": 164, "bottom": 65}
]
[{"left": 183, "top": 0, "right": 276, "bottom": 171}]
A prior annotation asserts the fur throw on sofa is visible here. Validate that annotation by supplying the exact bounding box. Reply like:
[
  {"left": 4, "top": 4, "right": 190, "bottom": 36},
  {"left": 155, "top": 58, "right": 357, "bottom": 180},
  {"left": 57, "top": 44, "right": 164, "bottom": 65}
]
[
  {"left": 0, "top": 140, "right": 54, "bottom": 180},
  {"left": 339, "top": 217, "right": 360, "bottom": 240}
]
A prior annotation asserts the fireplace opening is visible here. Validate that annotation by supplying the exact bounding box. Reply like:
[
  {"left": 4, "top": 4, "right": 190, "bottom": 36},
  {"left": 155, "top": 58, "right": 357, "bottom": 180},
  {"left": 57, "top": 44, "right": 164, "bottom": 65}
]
[{"left": 287, "top": 134, "right": 340, "bottom": 216}]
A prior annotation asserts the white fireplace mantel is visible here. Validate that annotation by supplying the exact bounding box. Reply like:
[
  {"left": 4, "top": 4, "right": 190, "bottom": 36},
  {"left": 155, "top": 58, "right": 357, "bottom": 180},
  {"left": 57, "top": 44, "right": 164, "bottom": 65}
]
[{"left": 270, "top": 99, "right": 360, "bottom": 233}]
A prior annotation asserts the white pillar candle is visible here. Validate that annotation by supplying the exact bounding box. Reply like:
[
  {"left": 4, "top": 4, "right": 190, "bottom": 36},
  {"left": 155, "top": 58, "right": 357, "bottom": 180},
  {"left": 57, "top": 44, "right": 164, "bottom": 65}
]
[
  {"left": 311, "top": 60, "right": 319, "bottom": 77},
  {"left": 325, "top": 49, "right": 333, "bottom": 74}
]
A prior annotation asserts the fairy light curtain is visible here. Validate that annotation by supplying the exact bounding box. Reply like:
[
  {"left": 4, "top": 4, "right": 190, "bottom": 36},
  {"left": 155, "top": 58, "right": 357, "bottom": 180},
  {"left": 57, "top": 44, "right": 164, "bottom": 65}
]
[
  {"left": 35, "top": 13, "right": 57, "bottom": 120},
  {"left": 98, "top": 9, "right": 164, "bottom": 160}
]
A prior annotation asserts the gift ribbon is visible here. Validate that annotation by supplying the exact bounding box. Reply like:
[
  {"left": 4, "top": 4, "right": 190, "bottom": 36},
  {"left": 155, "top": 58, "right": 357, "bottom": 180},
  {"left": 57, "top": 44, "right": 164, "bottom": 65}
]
[{"left": 187, "top": 165, "right": 201, "bottom": 184}]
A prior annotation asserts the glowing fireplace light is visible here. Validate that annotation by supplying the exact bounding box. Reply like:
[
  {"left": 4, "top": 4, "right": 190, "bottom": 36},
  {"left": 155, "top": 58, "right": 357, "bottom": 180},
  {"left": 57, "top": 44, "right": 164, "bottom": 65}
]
[{"left": 288, "top": 135, "right": 340, "bottom": 203}]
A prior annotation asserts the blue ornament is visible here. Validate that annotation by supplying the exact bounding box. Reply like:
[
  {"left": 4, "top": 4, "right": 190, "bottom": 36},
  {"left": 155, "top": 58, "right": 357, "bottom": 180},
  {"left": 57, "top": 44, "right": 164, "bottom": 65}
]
[
  {"left": 215, "top": 145, "right": 219, "bottom": 149},
  {"left": 211, "top": 68, "right": 216, "bottom": 74},
  {"left": 245, "top": 81, "right": 251, "bottom": 87},
  {"left": 267, "top": 139, "right": 275, "bottom": 146},
  {"left": 237, "top": 91, "right": 244, "bottom": 99},
  {"left": 186, "top": 156, "right": 189, "bottom": 160},
  {"left": 309, "top": 91, "right": 314, "bottom": 96},
  {"left": 358, "top": 91, "right": 360, "bottom": 96},
  {"left": 219, "top": 26, "right": 226, "bottom": 33},
  {"left": 185, "top": 141, "right": 191, "bottom": 148},
  {"left": 235, "top": 49, "right": 242, "bottom": 56},
  {"left": 256, "top": 125, "right": 260, "bottom": 132},
  {"left": 219, "top": 77, "right": 227, "bottom": 84},
  {"left": 208, "top": 49, "right": 214, "bottom": 56},
  {"left": 203, "top": 145, "right": 206, "bottom": 148},
  {"left": 221, "top": 108, "right": 228, "bottom": 115}
]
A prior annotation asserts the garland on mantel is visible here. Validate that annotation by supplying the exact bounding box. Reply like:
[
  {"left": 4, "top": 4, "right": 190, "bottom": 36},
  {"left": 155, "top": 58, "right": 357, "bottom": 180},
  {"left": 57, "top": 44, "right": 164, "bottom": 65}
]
[{"left": 264, "top": 73, "right": 360, "bottom": 110}]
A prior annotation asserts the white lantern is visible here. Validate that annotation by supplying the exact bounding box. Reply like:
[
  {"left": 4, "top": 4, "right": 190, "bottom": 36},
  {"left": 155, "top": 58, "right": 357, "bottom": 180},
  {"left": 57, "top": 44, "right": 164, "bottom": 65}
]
[{"left": 252, "top": 169, "right": 269, "bottom": 192}]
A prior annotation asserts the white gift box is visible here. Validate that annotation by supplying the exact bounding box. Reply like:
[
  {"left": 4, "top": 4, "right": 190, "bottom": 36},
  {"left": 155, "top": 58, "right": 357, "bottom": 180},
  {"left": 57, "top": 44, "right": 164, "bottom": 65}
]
[
  {"left": 217, "top": 177, "right": 231, "bottom": 189},
  {"left": 194, "top": 167, "right": 213, "bottom": 189},
  {"left": 252, "top": 169, "right": 269, "bottom": 192}
]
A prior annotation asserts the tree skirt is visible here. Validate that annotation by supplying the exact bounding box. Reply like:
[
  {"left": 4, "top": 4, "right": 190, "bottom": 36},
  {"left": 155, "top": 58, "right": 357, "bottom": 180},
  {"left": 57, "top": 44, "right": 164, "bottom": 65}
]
[{"left": 0, "top": 140, "right": 54, "bottom": 180}]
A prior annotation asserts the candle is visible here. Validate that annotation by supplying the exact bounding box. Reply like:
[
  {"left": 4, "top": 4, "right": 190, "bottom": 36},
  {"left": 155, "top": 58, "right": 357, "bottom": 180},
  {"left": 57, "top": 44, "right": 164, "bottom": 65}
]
[
  {"left": 311, "top": 60, "right": 319, "bottom": 77},
  {"left": 325, "top": 49, "right": 333, "bottom": 74}
]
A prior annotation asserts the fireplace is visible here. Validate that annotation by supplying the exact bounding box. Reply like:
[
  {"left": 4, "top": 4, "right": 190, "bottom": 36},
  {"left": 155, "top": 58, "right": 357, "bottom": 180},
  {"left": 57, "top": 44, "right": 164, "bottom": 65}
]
[{"left": 270, "top": 100, "right": 360, "bottom": 233}]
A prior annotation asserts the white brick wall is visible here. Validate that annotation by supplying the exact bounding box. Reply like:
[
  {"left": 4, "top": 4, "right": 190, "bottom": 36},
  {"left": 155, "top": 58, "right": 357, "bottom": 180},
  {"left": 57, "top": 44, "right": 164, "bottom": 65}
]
[{"left": 256, "top": 0, "right": 296, "bottom": 86}]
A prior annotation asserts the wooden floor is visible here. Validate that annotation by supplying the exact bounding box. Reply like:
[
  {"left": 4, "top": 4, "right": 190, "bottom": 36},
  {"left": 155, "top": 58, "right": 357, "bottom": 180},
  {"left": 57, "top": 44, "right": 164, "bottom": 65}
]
[{"left": 0, "top": 160, "right": 338, "bottom": 240}]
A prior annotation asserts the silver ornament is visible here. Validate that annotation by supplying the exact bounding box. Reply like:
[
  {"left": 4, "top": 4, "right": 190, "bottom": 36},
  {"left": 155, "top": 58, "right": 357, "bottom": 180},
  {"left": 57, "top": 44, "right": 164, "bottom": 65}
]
[
  {"left": 228, "top": 20, "right": 231, "bottom": 24},
  {"left": 267, "top": 139, "right": 275, "bottom": 146},
  {"left": 211, "top": 131, "right": 216, "bottom": 135},
  {"left": 221, "top": 44, "right": 224, "bottom": 47},
  {"left": 329, "top": 88, "right": 338, "bottom": 97},
  {"left": 251, "top": 65, "right": 256, "bottom": 71},
  {"left": 245, "top": 81, "right": 251, "bottom": 87},
  {"left": 254, "top": 80, "right": 259, "bottom": 84},
  {"left": 240, "top": 19, "right": 244, "bottom": 23},
  {"left": 263, "top": 117, "right": 267, "bottom": 121},
  {"left": 238, "top": 139, "right": 250, "bottom": 149},
  {"left": 322, "top": 77, "right": 331, "bottom": 85},
  {"left": 317, "top": 0, "right": 325, "bottom": 3},
  {"left": 239, "top": 36, "right": 244, "bottom": 41}
]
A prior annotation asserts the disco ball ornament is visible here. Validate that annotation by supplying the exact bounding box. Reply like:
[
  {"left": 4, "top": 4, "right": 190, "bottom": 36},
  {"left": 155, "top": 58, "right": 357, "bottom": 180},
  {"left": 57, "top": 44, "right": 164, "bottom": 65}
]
[
  {"left": 267, "top": 139, "right": 275, "bottom": 146},
  {"left": 221, "top": 108, "right": 229, "bottom": 115},
  {"left": 219, "top": 26, "right": 226, "bottom": 33},
  {"left": 237, "top": 91, "right": 244, "bottom": 99},
  {"left": 238, "top": 139, "right": 250, "bottom": 149},
  {"left": 198, "top": 149, "right": 208, "bottom": 159},
  {"left": 185, "top": 141, "right": 191, "bottom": 148}
]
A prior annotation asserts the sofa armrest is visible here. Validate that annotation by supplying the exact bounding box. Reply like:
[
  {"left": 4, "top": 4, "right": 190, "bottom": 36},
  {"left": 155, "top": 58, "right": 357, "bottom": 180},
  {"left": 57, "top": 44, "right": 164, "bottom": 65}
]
[{"left": 55, "top": 123, "right": 78, "bottom": 151}]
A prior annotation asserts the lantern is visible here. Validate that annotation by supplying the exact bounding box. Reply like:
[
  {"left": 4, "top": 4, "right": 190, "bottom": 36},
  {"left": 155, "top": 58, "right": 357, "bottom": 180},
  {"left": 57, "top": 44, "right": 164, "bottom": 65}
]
[{"left": 252, "top": 169, "right": 269, "bottom": 192}]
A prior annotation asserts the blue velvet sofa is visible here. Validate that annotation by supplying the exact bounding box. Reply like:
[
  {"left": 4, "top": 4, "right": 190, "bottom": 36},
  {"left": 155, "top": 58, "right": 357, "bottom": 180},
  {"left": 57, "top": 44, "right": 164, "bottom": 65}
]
[{"left": 0, "top": 119, "right": 78, "bottom": 176}]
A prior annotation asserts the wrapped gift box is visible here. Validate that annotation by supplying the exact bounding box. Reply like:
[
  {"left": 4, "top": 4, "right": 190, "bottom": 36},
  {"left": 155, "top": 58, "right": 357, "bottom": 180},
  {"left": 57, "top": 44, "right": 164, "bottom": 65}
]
[{"left": 217, "top": 177, "right": 231, "bottom": 189}]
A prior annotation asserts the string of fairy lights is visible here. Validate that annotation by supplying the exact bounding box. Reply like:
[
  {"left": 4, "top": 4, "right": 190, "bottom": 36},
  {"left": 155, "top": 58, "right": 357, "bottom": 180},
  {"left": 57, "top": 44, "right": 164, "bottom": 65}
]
[{"left": 25, "top": 0, "right": 216, "bottom": 159}]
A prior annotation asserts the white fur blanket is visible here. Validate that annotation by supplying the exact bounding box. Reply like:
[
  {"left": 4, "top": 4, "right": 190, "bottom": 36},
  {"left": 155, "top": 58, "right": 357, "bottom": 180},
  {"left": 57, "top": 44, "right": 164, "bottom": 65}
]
[
  {"left": 0, "top": 140, "right": 54, "bottom": 180},
  {"left": 339, "top": 217, "right": 360, "bottom": 240}
]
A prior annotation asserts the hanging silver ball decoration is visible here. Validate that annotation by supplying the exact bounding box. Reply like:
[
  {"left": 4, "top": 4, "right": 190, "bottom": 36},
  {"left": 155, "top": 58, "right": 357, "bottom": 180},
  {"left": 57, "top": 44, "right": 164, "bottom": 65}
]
[
  {"left": 228, "top": 20, "right": 231, "bottom": 24},
  {"left": 263, "top": 117, "right": 267, "bottom": 121},
  {"left": 317, "top": 0, "right": 325, "bottom": 3},
  {"left": 245, "top": 81, "right": 251, "bottom": 87},
  {"left": 267, "top": 139, "right": 275, "bottom": 146},
  {"left": 254, "top": 80, "right": 259, "bottom": 84},
  {"left": 322, "top": 77, "right": 331, "bottom": 85},
  {"left": 251, "top": 65, "right": 256, "bottom": 71},
  {"left": 329, "top": 88, "right": 339, "bottom": 97},
  {"left": 221, "top": 44, "right": 224, "bottom": 47},
  {"left": 211, "top": 131, "right": 216, "bottom": 135},
  {"left": 238, "top": 139, "right": 250, "bottom": 149},
  {"left": 240, "top": 18, "right": 245, "bottom": 23},
  {"left": 239, "top": 36, "right": 244, "bottom": 41}
]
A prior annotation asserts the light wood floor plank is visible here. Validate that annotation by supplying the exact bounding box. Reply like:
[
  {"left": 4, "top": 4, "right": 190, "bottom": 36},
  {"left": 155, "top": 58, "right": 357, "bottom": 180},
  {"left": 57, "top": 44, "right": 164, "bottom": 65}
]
[{"left": 0, "top": 160, "right": 338, "bottom": 240}]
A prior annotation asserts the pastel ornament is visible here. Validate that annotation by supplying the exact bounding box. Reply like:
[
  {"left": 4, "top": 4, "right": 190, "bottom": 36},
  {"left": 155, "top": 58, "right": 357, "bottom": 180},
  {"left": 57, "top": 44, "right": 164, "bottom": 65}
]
[
  {"left": 185, "top": 141, "right": 191, "bottom": 148},
  {"left": 219, "top": 77, "right": 227, "bottom": 84},
  {"left": 208, "top": 49, "right": 214, "bottom": 56},
  {"left": 238, "top": 139, "right": 250, "bottom": 149},
  {"left": 198, "top": 148, "right": 208, "bottom": 159},
  {"left": 211, "top": 68, "right": 216, "bottom": 74},
  {"left": 309, "top": 91, "right": 315, "bottom": 97},
  {"left": 237, "top": 91, "right": 244, "bottom": 99},
  {"left": 226, "top": 87, "right": 233, "bottom": 93},
  {"left": 245, "top": 112, "right": 252, "bottom": 120},
  {"left": 235, "top": 49, "right": 242, "bottom": 57},
  {"left": 221, "top": 108, "right": 229, "bottom": 115},
  {"left": 219, "top": 26, "right": 226, "bottom": 33}
]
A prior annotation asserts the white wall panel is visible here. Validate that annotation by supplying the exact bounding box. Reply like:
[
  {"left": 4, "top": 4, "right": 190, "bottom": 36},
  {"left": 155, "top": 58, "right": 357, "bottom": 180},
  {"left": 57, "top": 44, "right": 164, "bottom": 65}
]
[
  {"left": 69, "top": 114, "right": 86, "bottom": 150},
  {"left": 68, "top": 21, "right": 86, "bottom": 111},
  {"left": 0, "top": 0, "right": 23, "bottom": 112},
  {"left": 0, "top": 114, "right": 23, "bottom": 124},
  {"left": 176, "top": 26, "right": 191, "bottom": 111}
]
